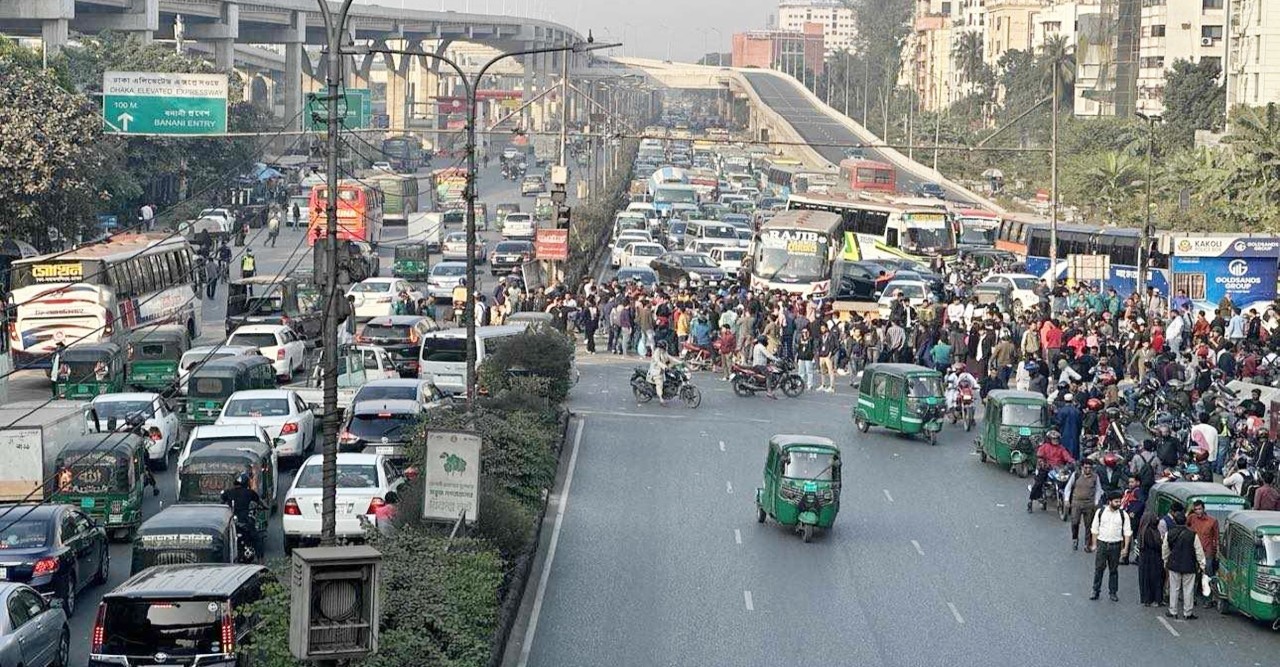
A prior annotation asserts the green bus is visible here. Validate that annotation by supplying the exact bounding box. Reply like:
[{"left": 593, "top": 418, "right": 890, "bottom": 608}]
[{"left": 369, "top": 173, "right": 420, "bottom": 224}]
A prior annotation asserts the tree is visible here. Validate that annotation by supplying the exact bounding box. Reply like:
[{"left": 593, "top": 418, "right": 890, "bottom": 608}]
[
  {"left": 1082, "top": 151, "right": 1143, "bottom": 222},
  {"left": 1161, "top": 58, "right": 1225, "bottom": 149},
  {"left": 1037, "top": 35, "right": 1075, "bottom": 105},
  {"left": 851, "top": 0, "right": 912, "bottom": 135},
  {"left": 1222, "top": 103, "right": 1280, "bottom": 229},
  {"left": 952, "top": 30, "right": 992, "bottom": 116}
]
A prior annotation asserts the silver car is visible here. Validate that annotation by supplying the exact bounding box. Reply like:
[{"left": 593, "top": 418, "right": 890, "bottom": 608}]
[
  {"left": 0, "top": 582, "right": 68, "bottom": 667},
  {"left": 427, "top": 261, "right": 468, "bottom": 299}
]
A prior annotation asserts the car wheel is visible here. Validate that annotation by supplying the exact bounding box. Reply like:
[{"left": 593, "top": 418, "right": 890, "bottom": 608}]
[
  {"left": 53, "top": 627, "right": 69, "bottom": 667},
  {"left": 59, "top": 574, "right": 76, "bottom": 616},
  {"left": 284, "top": 535, "right": 298, "bottom": 556},
  {"left": 93, "top": 548, "right": 109, "bottom": 585}
]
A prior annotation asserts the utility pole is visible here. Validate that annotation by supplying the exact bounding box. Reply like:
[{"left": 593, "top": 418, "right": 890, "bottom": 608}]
[
  {"left": 1136, "top": 112, "right": 1160, "bottom": 294},
  {"left": 317, "top": 0, "right": 357, "bottom": 548},
  {"left": 1049, "top": 67, "right": 1060, "bottom": 297}
]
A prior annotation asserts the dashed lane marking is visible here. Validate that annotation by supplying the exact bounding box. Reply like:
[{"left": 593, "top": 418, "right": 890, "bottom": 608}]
[
  {"left": 947, "top": 602, "right": 965, "bottom": 625},
  {"left": 744, "top": 590, "right": 755, "bottom": 611}
]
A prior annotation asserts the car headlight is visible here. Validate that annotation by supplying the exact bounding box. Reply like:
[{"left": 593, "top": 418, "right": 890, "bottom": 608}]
[{"left": 688, "top": 271, "right": 701, "bottom": 280}]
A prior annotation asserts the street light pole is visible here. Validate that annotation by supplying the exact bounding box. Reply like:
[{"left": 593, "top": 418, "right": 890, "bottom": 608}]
[
  {"left": 1136, "top": 111, "right": 1161, "bottom": 295},
  {"left": 1049, "top": 67, "right": 1060, "bottom": 297}
]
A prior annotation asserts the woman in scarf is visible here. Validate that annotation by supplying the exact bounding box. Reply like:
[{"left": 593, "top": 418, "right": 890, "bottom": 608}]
[{"left": 1137, "top": 506, "right": 1166, "bottom": 607}]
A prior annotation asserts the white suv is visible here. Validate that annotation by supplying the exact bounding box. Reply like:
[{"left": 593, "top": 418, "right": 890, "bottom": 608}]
[
  {"left": 226, "top": 324, "right": 306, "bottom": 380},
  {"left": 982, "top": 272, "right": 1041, "bottom": 315},
  {"left": 282, "top": 453, "right": 403, "bottom": 552}
]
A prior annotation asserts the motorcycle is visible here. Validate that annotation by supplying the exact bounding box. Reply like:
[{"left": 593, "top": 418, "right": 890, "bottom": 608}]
[
  {"left": 679, "top": 341, "right": 717, "bottom": 373},
  {"left": 730, "top": 360, "right": 804, "bottom": 398},
  {"left": 950, "top": 385, "right": 976, "bottom": 431},
  {"left": 1048, "top": 464, "right": 1074, "bottom": 520},
  {"left": 234, "top": 517, "right": 260, "bottom": 564},
  {"left": 630, "top": 365, "right": 702, "bottom": 408}
]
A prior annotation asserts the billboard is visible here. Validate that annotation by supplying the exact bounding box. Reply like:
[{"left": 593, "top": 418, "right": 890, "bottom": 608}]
[{"left": 1171, "top": 236, "right": 1280, "bottom": 313}]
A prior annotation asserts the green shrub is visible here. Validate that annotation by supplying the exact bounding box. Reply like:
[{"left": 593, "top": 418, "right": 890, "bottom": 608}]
[
  {"left": 473, "top": 478, "right": 535, "bottom": 561},
  {"left": 478, "top": 325, "right": 575, "bottom": 403}
]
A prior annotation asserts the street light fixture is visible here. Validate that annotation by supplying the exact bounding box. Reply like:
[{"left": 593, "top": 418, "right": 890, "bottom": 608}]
[{"left": 1135, "top": 111, "right": 1162, "bottom": 295}]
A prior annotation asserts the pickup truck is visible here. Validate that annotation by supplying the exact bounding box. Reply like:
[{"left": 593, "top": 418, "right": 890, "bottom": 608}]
[
  {"left": 285, "top": 345, "right": 399, "bottom": 413},
  {"left": 0, "top": 401, "right": 87, "bottom": 502}
]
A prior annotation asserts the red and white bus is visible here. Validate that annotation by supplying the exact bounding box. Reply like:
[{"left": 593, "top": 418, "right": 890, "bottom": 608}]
[
  {"left": 307, "top": 181, "right": 383, "bottom": 246},
  {"left": 838, "top": 159, "right": 896, "bottom": 194}
]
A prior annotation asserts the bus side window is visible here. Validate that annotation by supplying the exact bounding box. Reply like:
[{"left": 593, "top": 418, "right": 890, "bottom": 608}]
[{"left": 885, "top": 228, "right": 899, "bottom": 248}]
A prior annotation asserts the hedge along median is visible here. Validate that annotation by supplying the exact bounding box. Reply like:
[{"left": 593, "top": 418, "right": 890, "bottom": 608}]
[
  {"left": 563, "top": 138, "right": 640, "bottom": 285},
  {"left": 240, "top": 325, "right": 575, "bottom": 667}
]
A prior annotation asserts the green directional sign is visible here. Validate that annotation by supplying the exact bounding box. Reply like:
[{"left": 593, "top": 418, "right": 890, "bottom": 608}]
[
  {"left": 102, "top": 71, "right": 228, "bottom": 135},
  {"left": 305, "top": 88, "right": 372, "bottom": 130}
]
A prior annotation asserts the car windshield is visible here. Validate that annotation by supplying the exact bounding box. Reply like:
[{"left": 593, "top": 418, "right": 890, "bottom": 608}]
[
  {"left": 360, "top": 324, "right": 411, "bottom": 340},
  {"left": 355, "top": 385, "right": 418, "bottom": 403},
  {"left": 223, "top": 398, "right": 289, "bottom": 418},
  {"left": 682, "top": 254, "right": 717, "bottom": 268},
  {"left": 421, "top": 337, "right": 466, "bottom": 363},
  {"left": 349, "top": 282, "right": 391, "bottom": 294},
  {"left": 495, "top": 243, "right": 529, "bottom": 252},
  {"left": 617, "top": 270, "right": 656, "bottom": 285},
  {"left": 432, "top": 265, "right": 466, "bottom": 278},
  {"left": 349, "top": 413, "right": 418, "bottom": 440},
  {"left": 1010, "top": 277, "right": 1038, "bottom": 290},
  {"left": 100, "top": 599, "right": 223, "bottom": 656},
  {"left": 703, "top": 225, "right": 736, "bottom": 239},
  {"left": 783, "top": 450, "right": 834, "bottom": 480},
  {"left": 94, "top": 400, "right": 155, "bottom": 421},
  {"left": 227, "top": 333, "right": 278, "bottom": 348},
  {"left": 0, "top": 521, "right": 48, "bottom": 549},
  {"left": 630, "top": 245, "right": 662, "bottom": 256},
  {"left": 669, "top": 222, "right": 687, "bottom": 234},
  {"left": 1260, "top": 535, "right": 1280, "bottom": 567},
  {"left": 719, "top": 250, "right": 747, "bottom": 261},
  {"left": 1002, "top": 403, "right": 1046, "bottom": 427},
  {"left": 295, "top": 463, "right": 379, "bottom": 488}
]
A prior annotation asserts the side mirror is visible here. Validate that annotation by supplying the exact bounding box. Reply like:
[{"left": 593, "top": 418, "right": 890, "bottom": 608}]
[{"left": 273, "top": 438, "right": 286, "bottom": 448}]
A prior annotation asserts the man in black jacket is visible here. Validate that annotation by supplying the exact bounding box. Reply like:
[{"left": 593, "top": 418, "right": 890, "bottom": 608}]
[{"left": 1162, "top": 510, "right": 1207, "bottom": 620}]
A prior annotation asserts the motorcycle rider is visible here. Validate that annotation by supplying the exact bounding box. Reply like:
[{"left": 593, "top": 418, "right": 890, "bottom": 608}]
[
  {"left": 944, "top": 363, "right": 978, "bottom": 413},
  {"left": 1028, "top": 430, "right": 1074, "bottom": 513},
  {"left": 751, "top": 335, "right": 780, "bottom": 400},
  {"left": 1153, "top": 423, "right": 1183, "bottom": 470},
  {"left": 648, "top": 345, "right": 676, "bottom": 406},
  {"left": 221, "top": 472, "right": 267, "bottom": 560}
]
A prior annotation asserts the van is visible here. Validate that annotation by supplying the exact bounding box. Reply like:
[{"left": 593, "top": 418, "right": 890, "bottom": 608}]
[
  {"left": 502, "top": 212, "right": 536, "bottom": 240},
  {"left": 418, "top": 324, "right": 527, "bottom": 395},
  {"left": 91, "top": 564, "right": 267, "bottom": 664},
  {"left": 684, "top": 219, "right": 741, "bottom": 250}
]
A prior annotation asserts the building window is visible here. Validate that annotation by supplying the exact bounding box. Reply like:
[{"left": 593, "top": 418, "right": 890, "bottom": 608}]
[
  {"left": 1201, "top": 56, "right": 1221, "bottom": 70},
  {"left": 1202, "top": 0, "right": 1223, "bottom": 9},
  {"left": 1151, "top": 24, "right": 1165, "bottom": 37},
  {"left": 942, "top": 1, "right": 952, "bottom": 13},
  {"left": 1202, "top": 25, "right": 1223, "bottom": 40}
]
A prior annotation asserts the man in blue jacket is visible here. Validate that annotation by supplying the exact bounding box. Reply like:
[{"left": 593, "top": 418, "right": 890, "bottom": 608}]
[{"left": 1056, "top": 393, "right": 1084, "bottom": 459}]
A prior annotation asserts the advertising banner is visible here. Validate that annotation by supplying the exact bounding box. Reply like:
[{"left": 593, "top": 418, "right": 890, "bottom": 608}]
[
  {"left": 1171, "top": 236, "right": 1280, "bottom": 313},
  {"left": 421, "top": 430, "right": 481, "bottom": 523}
]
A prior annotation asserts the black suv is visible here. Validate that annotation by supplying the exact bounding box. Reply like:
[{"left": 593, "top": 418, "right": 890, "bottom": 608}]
[{"left": 357, "top": 315, "right": 439, "bottom": 377}]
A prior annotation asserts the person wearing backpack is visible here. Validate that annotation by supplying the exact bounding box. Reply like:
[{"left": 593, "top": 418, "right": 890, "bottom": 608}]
[
  {"left": 1129, "top": 440, "right": 1161, "bottom": 495},
  {"left": 1089, "top": 491, "right": 1132, "bottom": 601}
]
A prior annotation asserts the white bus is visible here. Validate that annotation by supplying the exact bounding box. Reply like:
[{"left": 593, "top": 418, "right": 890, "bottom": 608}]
[
  {"left": 8, "top": 233, "right": 200, "bottom": 369},
  {"left": 787, "top": 193, "right": 957, "bottom": 263},
  {"left": 750, "top": 210, "right": 843, "bottom": 297}
]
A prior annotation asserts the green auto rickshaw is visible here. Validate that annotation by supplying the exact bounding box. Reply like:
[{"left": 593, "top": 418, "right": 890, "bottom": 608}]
[
  {"left": 177, "top": 440, "right": 277, "bottom": 535},
  {"left": 54, "top": 342, "right": 125, "bottom": 399},
  {"left": 392, "top": 243, "right": 431, "bottom": 281},
  {"left": 51, "top": 433, "right": 151, "bottom": 540},
  {"left": 755, "top": 435, "right": 841, "bottom": 543},
  {"left": 975, "top": 389, "right": 1049, "bottom": 477},
  {"left": 854, "top": 363, "right": 946, "bottom": 445},
  {"left": 1152, "top": 482, "right": 1249, "bottom": 525},
  {"left": 130, "top": 503, "right": 237, "bottom": 574},
  {"left": 1214, "top": 510, "right": 1280, "bottom": 626},
  {"left": 185, "top": 355, "right": 277, "bottom": 425},
  {"left": 126, "top": 325, "right": 191, "bottom": 393}
]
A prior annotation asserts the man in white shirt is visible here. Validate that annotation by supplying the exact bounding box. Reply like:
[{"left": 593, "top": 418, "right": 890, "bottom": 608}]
[{"left": 1089, "top": 491, "right": 1132, "bottom": 601}]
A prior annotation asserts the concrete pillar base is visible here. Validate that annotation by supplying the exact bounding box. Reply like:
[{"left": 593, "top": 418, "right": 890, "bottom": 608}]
[
  {"left": 42, "top": 18, "right": 68, "bottom": 52},
  {"left": 214, "top": 39, "right": 234, "bottom": 71}
]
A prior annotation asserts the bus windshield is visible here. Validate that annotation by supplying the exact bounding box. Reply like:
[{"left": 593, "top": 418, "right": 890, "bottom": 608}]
[
  {"left": 905, "top": 226, "right": 955, "bottom": 252},
  {"left": 654, "top": 187, "right": 698, "bottom": 204},
  {"left": 754, "top": 229, "right": 830, "bottom": 282}
]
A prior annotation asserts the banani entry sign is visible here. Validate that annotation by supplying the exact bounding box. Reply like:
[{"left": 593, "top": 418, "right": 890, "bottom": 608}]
[{"left": 421, "top": 430, "right": 481, "bottom": 523}]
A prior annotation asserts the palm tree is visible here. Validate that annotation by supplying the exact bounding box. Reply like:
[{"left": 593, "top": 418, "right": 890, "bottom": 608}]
[
  {"left": 1037, "top": 35, "right": 1076, "bottom": 104},
  {"left": 952, "top": 31, "right": 985, "bottom": 90},
  {"left": 1224, "top": 103, "right": 1280, "bottom": 195},
  {"left": 1084, "top": 151, "right": 1143, "bottom": 223}
]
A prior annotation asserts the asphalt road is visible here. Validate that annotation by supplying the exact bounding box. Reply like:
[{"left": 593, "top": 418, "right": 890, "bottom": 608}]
[
  {"left": 740, "top": 71, "right": 977, "bottom": 205},
  {"left": 52, "top": 156, "right": 577, "bottom": 666},
  {"left": 515, "top": 359, "right": 1279, "bottom": 667}
]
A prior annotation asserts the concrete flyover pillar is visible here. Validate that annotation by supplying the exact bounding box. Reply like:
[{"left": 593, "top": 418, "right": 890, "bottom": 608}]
[
  {"left": 186, "top": 1, "right": 239, "bottom": 71},
  {"left": 242, "top": 10, "right": 306, "bottom": 129},
  {"left": 70, "top": 0, "right": 159, "bottom": 43},
  {"left": 383, "top": 40, "right": 415, "bottom": 133},
  {"left": 521, "top": 50, "right": 534, "bottom": 132},
  {"left": 42, "top": 18, "right": 69, "bottom": 53}
]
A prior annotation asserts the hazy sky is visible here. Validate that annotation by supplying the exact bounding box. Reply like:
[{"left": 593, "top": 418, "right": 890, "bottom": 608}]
[{"left": 360, "top": 0, "right": 779, "bottom": 62}]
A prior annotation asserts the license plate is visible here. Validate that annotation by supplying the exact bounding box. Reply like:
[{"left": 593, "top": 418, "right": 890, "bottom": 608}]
[
  {"left": 109, "top": 513, "right": 123, "bottom": 524},
  {"left": 376, "top": 446, "right": 397, "bottom": 455}
]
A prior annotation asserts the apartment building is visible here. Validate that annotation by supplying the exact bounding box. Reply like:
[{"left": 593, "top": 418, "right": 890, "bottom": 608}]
[
  {"left": 777, "top": 0, "right": 856, "bottom": 57},
  {"left": 984, "top": 0, "right": 1044, "bottom": 68},
  {"left": 1227, "top": 0, "right": 1280, "bottom": 108},
  {"left": 1136, "top": 0, "right": 1227, "bottom": 115},
  {"left": 731, "top": 23, "right": 827, "bottom": 77},
  {"left": 905, "top": 0, "right": 957, "bottom": 112}
]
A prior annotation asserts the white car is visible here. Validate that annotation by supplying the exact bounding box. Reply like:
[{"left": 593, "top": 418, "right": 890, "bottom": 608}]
[
  {"left": 372, "top": 161, "right": 393, "bottom": 171},
  {"left": 426, "top": 262, "right": 467, "bottom": 300},
  {"left": 282, "top": 453, "right": 404, "bottom": 551},
  {"left": 610, "top": 232, "right": 653, "bottom": 267},
  {"left": 352, "top": 378, "right": 449, "bottom": 412},
  {"left": 442, "top": 231, "right": 486, "bottom": 262},
  {"left": 621, "top": 242, "right": 666, "bottom": 269},
  {"left": 175, "top": 423, "right": 276, "bottom": 493},
  {"left": 199, "top": 207, "right": 236, "bottom": 229},
  {"left": 346, "top": 278, "right": 425, "bottom": 320},
  {"left": 226, "top": 324, "right": 306, "bottom": 380},
  {"left": 982, "top": 272, "right": 1041, "bottom": 315},
  {"left": 708, "top": 245, "right": 748, "bottom": 273},
  {"left": 87, "top": 393, "right": 182, "bottom": 469},
  {"left": 177, "top": 344, "right": 261, "bottom": 395},
  {"left": 876, "top": 279, "right": 936, "bottom": 318},
  {"left": 501, "top": 212, "right": 536, "bottom": 240},
  {"left": 216, "top": 389, "right": 317, "bottom": 460}
]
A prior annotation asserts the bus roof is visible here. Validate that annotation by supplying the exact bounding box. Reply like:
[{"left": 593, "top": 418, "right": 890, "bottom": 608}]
[
  {"left": 760, "top": 209, "right": 842, "bottom": 234},
  {"left": 787, "top": 192, "right": 904, "bottom": 213},
  {"left": 13, "top": 233, "right": 186, "bottom": 264},
  {"left": 839, "top": 158, "right": 894, "bottom": 170}
]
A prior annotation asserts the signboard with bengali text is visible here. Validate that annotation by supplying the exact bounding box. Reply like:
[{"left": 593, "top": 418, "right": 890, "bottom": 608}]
[
  {"left": 103, "top": 71, "right": 228, "bottom": 135},
  {"left": 422, "top": 430, "right": 481, "bottom": 523},
  {"left": 535, "top": 228, "right": 569, "bottom": 261}
]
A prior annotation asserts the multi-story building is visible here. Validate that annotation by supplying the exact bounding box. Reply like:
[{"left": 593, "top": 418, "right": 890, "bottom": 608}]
[
  {"left": 1136, "top": 0, "right": 1227, "bottom": 115},
  {"left": 731, "top": 24, "right": 827, "bottom": 78},
  {"left": 1226, "top": 0, "right": 1280, "bottom": 108},
  {"left": 1030, "top": 1, "right": 1118, "bottom": 116},
  {"left": 777, "top": 0, "right": 856, "bottom": 57},
  {"left": 907, "top": 0, "right": 957, "bottom": 112},
  {"left": 984, "top": 0, "right": 1045, "bottom": 68}
]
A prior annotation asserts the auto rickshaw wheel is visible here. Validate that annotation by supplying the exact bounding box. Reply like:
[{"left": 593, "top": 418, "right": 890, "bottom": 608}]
[
  {"left": 1217, "top": 597, "right": 1232, "bottom": 615},
  {"left": 977, "top": 447, "right": 988, "bottom": 463},
  {"left": 856, "top": 417, "right": 869, "bottom": 433},
  {"left": 1014, "top": 461, "right": 1028, "bottom": 478},
  {"left": 756, "top": 505, "right": 766, "bottom": 524},
  {"left": 926, "top": 430, "right": 937, "bottom": 446},
  {"left": 802, "top": 524, "right": 814, "bottom": 543}
]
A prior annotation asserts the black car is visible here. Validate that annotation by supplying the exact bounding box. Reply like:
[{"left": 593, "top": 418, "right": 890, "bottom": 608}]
[
  {"left": 614, "top": 267, "right": 658, "bottom": 290},
  {"left": 0, "top": 504, "right": 108, "bottom": 616},
  {"left": 913, "top": 181, "right": 946, "bottom": 199},
  {"left": 488, "top": 241, "right": 534, "bottom": 276},
  {"left": 339, "top": 399, "right": 422, "bottom": 459},
  {"left": 649, "top": 252, "right": 727, "bottom": 287},
  {"left": 357, "top": 315, "right": 439, "bottom": 377},
  {"left": 831, "top": 260, "right": 881, "bottom": 302}
]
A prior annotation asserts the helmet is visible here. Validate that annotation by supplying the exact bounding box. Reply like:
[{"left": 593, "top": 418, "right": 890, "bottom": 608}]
[
  {"left": 1189, "top": 447, "right": 1210, "bottom": 463},
  {"left": 1086, "top": 398, "right": 1103, "bottom": 411},
  {"left": 1047, "top": 430, "right": 1061, "bottom": 440},
  {"left": 1024, "top": 360, "right": 1039, "bottom": 373},
  {"left": 234, "top": 472, "right": 250, "bottom": 487},
  {"left": 1102, "top": 452, "right": 1119, "bottom": 468}
]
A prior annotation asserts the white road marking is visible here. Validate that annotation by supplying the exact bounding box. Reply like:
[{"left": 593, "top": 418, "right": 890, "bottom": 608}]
[
  {"left": 1157, "top": 615, "right": 1181, "bottom": 637},
  {"left": 726, "top": 481, "right": 734, "bottom": 494},
  {"left": 744, "top": 590, "right": 755, "bottom": 611},
  {"left": 517, "top": 418, "right": 585, "bottom": 667},
  {"left": 883, "top": 489, "right": 894, "bottom": 503},
  {"left": 946, "top": 602, "right": 965, "bottom": 625},
  {"left": 734, "top": 529, "right": 742, "bottom": 544},
  {"left": 719, "top": 440, "right": 725, "bottom": 451},
  {"left": 573, "top": 409, "right": 770, "bottom": 423},
  {"left": 911, "top": 540, "right": 925, "bottom": 556}
]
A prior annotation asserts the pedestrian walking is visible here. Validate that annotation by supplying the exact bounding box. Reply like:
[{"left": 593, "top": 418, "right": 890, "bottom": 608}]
[
  {"left": 291, "top": 202, "right": 302, "bottom": 229},
  {"left": 817, "top": 322, "right": 838, "bottom": 393},
  {"left": 204, "top": 254, "right": 220, "bottom": 299},
  {"left": 1162, "top": 509, "right": 1206, "bottom": 619},
  {"left": 266, "top": 215, "right": 280, "bottom": 247},
  {"left": 1089, "top": 491, "right": 1132, "bottom": 601},
  {"left": 1066, "top": 460, "right": 1101, "bottom": 551},
  {"left": 1136, "top": 507, "right": 1166, "bottom": 606},
  {"left": 139, "top": 202, "right": 155, "bottom": 231}
]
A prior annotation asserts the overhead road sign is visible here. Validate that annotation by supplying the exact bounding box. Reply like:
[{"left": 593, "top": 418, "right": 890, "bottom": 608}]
[
  {"left": 305, "top": 88, "right": 372, "bottom": 130},
  {"left": 102, "top": 71, "right": 229, "bottom": 136}
]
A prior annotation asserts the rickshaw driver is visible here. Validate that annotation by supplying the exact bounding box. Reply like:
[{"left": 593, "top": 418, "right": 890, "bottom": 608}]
[
  {"left": 221, "top": 473, "right": 268, "bottom": 555},
  {"left": 944, "top": 363, "right": 978, "bottom": 411},
  {"left": 1028, "top": 430, "right": 1074, "bottom": 512}
]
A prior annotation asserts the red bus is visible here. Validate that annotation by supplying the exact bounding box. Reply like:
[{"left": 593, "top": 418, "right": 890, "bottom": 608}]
[
  {"left": 307, "top": 181, "right": 383, "bottom": 246},
  {"left": 838, "top": 159, "right": 896, "bottom": 194}
]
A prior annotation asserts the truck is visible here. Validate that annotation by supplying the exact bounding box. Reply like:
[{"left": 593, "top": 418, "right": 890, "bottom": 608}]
[
  {"left": 0, "top": 401, "right": 87, "bottom": 502},
  {"left": 407, "top": 212, "right": 445, "bottom": 252}
]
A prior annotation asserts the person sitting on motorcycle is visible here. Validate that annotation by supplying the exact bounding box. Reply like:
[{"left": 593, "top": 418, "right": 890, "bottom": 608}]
[
  {"left": 1242, "top": 388, "right": 1267, "bottom": 419},
  {"left": 944, "top": 363, "right": 977, "bottom": 411},
  {"left": 1081, "top": 397, "right": 1105, "bottom": 447},
  {"left": 648, "top": 345, "right": 676, "bottom": 406},
  {"left": 751, "top": 335, "right": 780, "bottom": 400},
  {"left": 221, "top": 472, "right": 267, "bottom": 559},
  {"left": 1028, "top": 430, "right": 1075, "bottom": 513}
]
